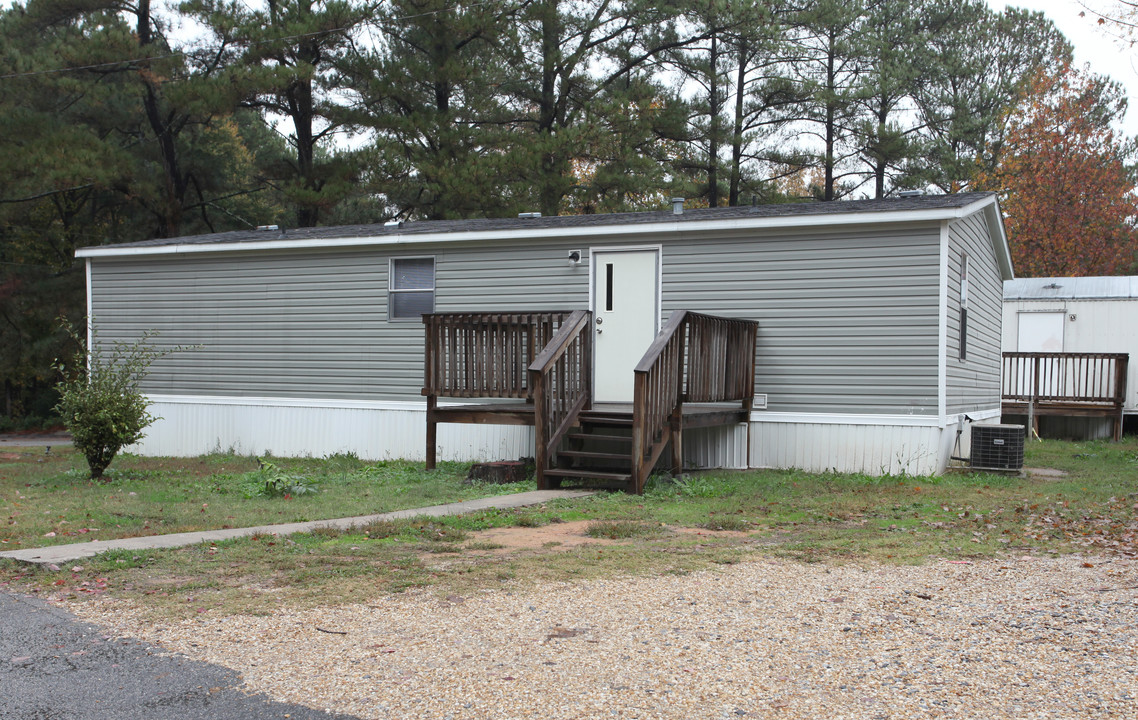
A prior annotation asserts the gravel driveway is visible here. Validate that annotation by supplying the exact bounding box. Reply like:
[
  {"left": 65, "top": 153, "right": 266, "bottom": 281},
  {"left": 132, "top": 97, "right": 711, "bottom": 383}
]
[{"left": 66, "top": 554, "right": 1137, "bottom": 719}]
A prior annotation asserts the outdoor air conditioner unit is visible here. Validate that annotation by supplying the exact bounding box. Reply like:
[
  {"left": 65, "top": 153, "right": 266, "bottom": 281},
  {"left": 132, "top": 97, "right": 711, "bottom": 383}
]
[{"left": 970, "top": 424, "right": 1025, "bottom": 471}]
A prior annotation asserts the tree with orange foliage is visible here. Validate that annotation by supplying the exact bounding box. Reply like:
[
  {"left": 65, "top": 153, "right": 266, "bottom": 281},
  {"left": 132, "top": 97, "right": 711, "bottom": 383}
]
[{"left": 976, "top": 64, "right": 1138, "bottom": 277}]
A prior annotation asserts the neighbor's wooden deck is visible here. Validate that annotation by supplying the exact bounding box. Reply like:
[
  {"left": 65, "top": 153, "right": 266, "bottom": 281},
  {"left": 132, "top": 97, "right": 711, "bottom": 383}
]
[{"left": 1002, "top": 352, "right": 1128, "bottom": 440}]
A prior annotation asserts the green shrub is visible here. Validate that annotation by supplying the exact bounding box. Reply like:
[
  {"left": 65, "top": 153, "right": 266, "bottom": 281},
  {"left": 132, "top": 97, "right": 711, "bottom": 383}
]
[{"left": 53, "top": 321, "right": 181, "bottom": 480}]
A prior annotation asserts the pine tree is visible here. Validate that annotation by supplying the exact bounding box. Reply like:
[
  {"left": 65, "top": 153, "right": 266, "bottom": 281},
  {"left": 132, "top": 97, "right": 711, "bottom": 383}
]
[
  {"left": 784, "top": 0, "right": 866, "bottom": 200},
  {"left": 0, "top": 0, "right": 277, "bottom": 421},
  {"left": 501, "top": 0, "right": 698, "bottom": 216},
  {"left": 848, "top": 0, "right": 926, "bottom": 198},
  {"left": 185, "top": 0, "right": 371, "bottom": 227},
  {"left": 915, "top": 2, "right": 1071, "bottom": 193},
  {"left": 340, "top": 0, "right": 522, "bottom": 220}
]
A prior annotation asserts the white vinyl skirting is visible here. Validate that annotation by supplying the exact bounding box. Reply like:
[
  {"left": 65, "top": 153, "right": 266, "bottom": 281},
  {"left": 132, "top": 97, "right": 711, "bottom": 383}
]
[{"left": 131, "top": 395, "right": 1001, "bottom": 476}]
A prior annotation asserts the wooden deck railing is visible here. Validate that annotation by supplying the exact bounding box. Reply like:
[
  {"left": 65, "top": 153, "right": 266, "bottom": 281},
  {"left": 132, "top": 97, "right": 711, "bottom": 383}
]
[
  {"left": 1002, "top": 352, "right": 1128, "bottom": 404},
  {"left": 422, "top": 311, "right": 574, "bottom": 468},
  {"left": 423, "top": 312, "right": 571, "bottom": 399},
  {"left": 631, "top": 311, "right": 759, "bottom": 494},
  {"left": 528, "top": 310, "right": 592, "bottom": 489},
  {"left": 1002, "top": 352, "right": 1129, "bottom": 441}
]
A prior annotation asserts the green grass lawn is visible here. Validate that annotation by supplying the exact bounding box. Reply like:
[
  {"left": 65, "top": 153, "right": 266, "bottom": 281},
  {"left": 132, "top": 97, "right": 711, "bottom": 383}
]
[
  {"left": 1, "top": 437, "right": 1135, "bottom": 619},
  {"left": 0, "top": 448, "right": 532, "bottom": 549}
]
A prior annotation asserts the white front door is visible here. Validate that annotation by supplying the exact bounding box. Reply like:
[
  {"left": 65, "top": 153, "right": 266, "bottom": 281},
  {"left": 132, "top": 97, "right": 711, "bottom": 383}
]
[{"left": 591, "top": 249, "right": 660, "bottom": 403}]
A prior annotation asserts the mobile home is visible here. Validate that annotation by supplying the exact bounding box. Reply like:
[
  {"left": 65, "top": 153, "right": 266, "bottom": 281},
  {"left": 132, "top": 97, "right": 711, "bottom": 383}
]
[{"left": 76, "top": 192, "right": 1011, "bottom": 483}]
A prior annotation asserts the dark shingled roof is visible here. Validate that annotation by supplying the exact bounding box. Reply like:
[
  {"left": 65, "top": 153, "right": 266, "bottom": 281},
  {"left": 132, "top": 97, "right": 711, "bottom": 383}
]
[{"left": 84, "top": 192, "right": 997, "bottom": 251}]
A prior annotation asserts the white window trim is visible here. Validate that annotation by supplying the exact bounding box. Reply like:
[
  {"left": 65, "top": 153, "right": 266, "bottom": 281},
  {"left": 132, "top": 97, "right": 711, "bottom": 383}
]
[{"left": 388, "top": 255, "right": 436, "bottom": 322}]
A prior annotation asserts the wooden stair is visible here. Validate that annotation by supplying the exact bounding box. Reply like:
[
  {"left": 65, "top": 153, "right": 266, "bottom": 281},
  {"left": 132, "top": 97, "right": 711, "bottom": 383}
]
[{"left": 544, "top": 410, "right": 636, "bottom": 491}]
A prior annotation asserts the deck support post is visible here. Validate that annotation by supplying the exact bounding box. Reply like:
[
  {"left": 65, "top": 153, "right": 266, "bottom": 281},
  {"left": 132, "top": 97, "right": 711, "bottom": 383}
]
[
  {"left": 742, "top": 396, "right": 754, "bottom": 469},
  {"left": 1115, "top": 356, "right": 1128, "bottom": 442},
  {"left": 425, "top": 395, "right": 438, "bottom": 470},
  {"left": 631, "top": 372, "right": 647, "bottom": 494},
  {"left": 671, "top": 333, "right": 686, "bottom": 478},
  {"left": 532, "top": 368, "right": 548, "bottom": 490},
  {"left": 670, "top": 407, "right": 683, "bottom": 478}
]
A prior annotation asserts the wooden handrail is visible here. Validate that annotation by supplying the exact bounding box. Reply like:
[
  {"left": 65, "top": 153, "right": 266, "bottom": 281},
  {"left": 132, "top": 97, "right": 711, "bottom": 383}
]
[
  {"left": 1002, "top": 352, "right": 1128, "bottom": 405},
  {"left": 634, "top": 310, "right": 689, "bottom": 374},
  {"left": 528, "top": 310, "right": 592, "bottom": 489},
  {"left": 631, "top": 311, "right": 758, "bottom": 494}
]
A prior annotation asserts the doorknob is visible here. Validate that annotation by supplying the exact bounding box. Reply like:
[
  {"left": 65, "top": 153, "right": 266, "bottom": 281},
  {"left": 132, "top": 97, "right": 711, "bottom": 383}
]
[{"left": 596, "top": 317, "right": 603, "bottom": 325}]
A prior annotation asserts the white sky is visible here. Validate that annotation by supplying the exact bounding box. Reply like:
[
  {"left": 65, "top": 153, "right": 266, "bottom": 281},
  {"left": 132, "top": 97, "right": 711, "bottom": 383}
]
[{"left": 990, "top": 1, "right": 1138, "bottom": 134}]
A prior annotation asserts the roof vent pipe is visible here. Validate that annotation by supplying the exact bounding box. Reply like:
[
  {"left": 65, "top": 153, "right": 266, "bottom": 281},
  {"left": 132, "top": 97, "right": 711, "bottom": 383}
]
[{"left": 671, "top": 197, "right": 684, "bottom": 215}]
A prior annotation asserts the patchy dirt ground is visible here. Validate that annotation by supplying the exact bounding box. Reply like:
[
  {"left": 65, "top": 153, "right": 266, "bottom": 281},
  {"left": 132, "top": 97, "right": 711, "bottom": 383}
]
[{"left": 456, "top": 520, "right": 748, "bottom": 554}]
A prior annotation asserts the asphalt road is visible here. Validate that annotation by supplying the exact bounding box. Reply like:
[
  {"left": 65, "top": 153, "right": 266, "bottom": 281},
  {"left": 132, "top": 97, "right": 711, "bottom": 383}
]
[{"left": 0, "top": 592, "right": 361, "bottom": 720}]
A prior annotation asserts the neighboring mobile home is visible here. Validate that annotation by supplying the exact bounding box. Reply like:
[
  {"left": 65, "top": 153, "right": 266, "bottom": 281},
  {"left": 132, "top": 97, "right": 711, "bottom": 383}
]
[
  {"left": 76, "top": 192, "right": 1011, "bottom": 479},
  {"left": 1003, "top": 276, "right": 1137, "bottom": 439}
]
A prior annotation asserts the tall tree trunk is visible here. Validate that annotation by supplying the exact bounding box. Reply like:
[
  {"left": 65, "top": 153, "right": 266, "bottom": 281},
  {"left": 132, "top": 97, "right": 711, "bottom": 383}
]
[
  {"left": 707, "top": 32, "right": 720, "bottom": 208},
  {"left": 137, "top": 0, "right": 185, "bottom": 237},
  {"left": 823, "top": 36, "right": 836, "bottom": 202},
  {"left": 291, "top": 75, "right": 318, "bottom": 227},
  {"left": 292, "top": 35, "right": 320, "bottom": 228},
  {"left": 729, "top": 42, "right": 747, "bottom": 206},
  {"left": 538, "top": 0, "right": 562, "bottom": 217}
]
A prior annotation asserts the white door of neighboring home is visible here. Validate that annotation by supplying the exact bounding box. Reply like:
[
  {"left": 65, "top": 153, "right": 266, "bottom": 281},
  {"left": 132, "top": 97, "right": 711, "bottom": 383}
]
[
  {"left": 1018, "top": 311, "right": 1066, "bottom": 396},
  {"left": 591, "top": 248, "right": 661, "bottom": 403},
  {"left": 1018, "top": 312, "right": 1065, "bottom": 352}
]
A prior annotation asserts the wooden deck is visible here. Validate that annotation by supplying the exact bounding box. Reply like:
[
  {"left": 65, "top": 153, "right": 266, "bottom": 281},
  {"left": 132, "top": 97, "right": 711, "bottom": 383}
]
[
  {"left": 1002, "top": 352, "right": 1129, "bottom": 440},
  {"left": 422, "top": 310, "right": 758, "bottom": 493}
]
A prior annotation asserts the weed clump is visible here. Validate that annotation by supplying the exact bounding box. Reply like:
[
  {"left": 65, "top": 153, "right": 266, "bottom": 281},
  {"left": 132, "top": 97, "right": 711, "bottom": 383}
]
[
  {"left": 585, "top": 520, "right": 653, "bottom": 539},
  {"left": 241, "top": 459, "right": 319, "bottom": 498},
  {"left": 698, "top": 516, "right": 751, "bottom": 532}
]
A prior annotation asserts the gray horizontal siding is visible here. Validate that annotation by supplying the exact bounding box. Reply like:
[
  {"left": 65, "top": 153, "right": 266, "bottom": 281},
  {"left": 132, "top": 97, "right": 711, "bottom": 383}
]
[
  {"left": 90, "top": 222, "right": 944, "bottom": 414},
  {"left": 660, "top": 224, "right": 941, "bottom": 415},
  {"left": 90, "top": 244, "right": 589, "bottom": 400},
  {"left": 946, "top": 212, "right": 1003, "bottom": 414}
]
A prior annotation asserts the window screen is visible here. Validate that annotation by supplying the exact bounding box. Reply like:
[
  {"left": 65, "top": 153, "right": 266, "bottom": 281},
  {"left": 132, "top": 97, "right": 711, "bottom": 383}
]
[{"left": 390, "top": 258, "right": 434, "bottom": 320}]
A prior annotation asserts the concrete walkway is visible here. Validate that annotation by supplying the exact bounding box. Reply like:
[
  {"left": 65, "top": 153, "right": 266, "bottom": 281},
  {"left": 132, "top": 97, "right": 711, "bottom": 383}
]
[{"left": 0, "top": 489, "right": 594, "bottom": 566}]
